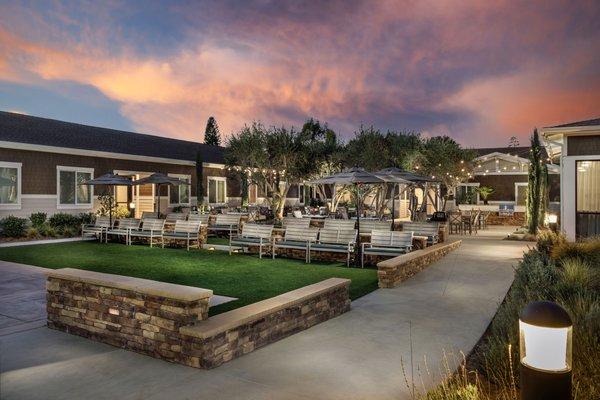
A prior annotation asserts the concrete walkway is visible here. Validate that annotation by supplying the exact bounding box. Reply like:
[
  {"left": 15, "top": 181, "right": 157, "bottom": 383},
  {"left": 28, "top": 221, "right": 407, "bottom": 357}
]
[{"left": 0, "top": 227, "right": 528, "bottom": 400}]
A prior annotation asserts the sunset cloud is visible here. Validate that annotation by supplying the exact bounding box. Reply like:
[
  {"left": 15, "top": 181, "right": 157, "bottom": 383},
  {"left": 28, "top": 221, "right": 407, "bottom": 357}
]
[{"left": 0, "top": 0, "right": 598, "bottom": 145}]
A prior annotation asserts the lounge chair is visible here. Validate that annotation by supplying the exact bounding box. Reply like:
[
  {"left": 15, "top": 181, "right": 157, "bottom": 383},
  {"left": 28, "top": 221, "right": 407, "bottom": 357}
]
[
  {"left": 272, "top": 226, "right": 318, "bottom": 263},
  {"left": 142, "top": 211, "right": 159, "bottom": 219},
  {"left": 310, "top": 229, "right": 357, "bottom": 266},
  {"left": 323, "top": 219, "right": 356, "bottom": 231},
  {"left": 282, "top": 216, "right": 311, "bottom": 229},
  {"left": 401, "top": 221, "right": 440, "bottom": 245},
  {"left": 229, "top": 223, "right": 274, "bottom": 258},
  {"left": 82, "top": 216, "right": 111, "bottom": 241},
  {"left": 165, "top": 212, "right": 187, "bottom": 223},
  {"left": 129, "top": 218, "right": 165, "bottom": 247},
  {"left": 208, "top": 214, "right": 241, "bottom": 236},
  {"left": 105, "top": 218, "right": 140, "bottom": 244},
  {"left": 188, "top": 213, "right": 210, "bottom": 225},
  {"left": 358, "top": 220, "right": 392, "bottom": 237},
  {"left": 362, "top": 230, "right": 413, "bottom": 267},
  {"left": 162, "top": 220, "right": 202, "bottom": 250}
]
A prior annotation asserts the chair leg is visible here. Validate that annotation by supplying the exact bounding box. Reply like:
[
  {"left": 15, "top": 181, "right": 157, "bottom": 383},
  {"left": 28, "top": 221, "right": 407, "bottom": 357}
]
[
  {"left": 272, "top": 246, "right": 276, "bottom": 259},
  {"left": 259, "top": 245, "right": 262, "bottom": 259}
]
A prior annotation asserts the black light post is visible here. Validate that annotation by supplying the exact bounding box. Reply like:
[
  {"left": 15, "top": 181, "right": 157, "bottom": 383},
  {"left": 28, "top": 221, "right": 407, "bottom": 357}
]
[{"left": 519, "top": 301, "right": 573, "bottom": 400}]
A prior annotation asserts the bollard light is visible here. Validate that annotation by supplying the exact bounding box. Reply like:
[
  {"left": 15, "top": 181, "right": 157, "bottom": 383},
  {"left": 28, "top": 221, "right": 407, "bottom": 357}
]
[{"left": 519, "top": 301, "right": 572, "bottom": 400}]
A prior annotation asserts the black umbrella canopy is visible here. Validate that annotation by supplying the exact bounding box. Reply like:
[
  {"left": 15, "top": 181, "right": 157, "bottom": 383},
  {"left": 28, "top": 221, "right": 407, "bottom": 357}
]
[
  {"left": 308, "top": 167, "right": 385, "bottom": 185},
  {"left": 82, "top": 173, "right": 134, "bottom": 186},
  {"left": 375, "top": 167, "right": 438, "bottom": 183},
  {"left": 131, "top": 172, "right": 190, "bottom": 186}
]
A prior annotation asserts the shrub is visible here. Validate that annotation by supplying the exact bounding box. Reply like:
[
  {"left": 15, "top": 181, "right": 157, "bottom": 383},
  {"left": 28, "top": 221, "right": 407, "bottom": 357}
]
[
  {"left": 48, "top": 213, "right": 80, "bottom": 229},
  {"left": 29, "top": 212, "right": 47, "bottom": 228},
  {"left": 61, "top": 226, "right": 79, "bottom": 238},
  {"left": 551, "top": 237, "right": 600, "bottom": 266},
  {"left": 25, "top": 226, "right": 41, "bottom": 239},
  {"left": 0, "top": 216, "right": 27, "bottom": 237},
  {"left": 39, "top": 224, "right": 58, "bottom": 238},
  {"left": 78, "top": 212, "right": 95, "bottom": 226}
]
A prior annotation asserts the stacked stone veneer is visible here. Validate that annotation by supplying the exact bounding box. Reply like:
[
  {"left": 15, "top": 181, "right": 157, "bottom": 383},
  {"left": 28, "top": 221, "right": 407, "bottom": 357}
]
[
  {"left": 377, "top": 240, "right": 462, "bottom": 288},
  {"left": 487, "top": 212, "right": 525, "bottom": 226},
  {"left": 179, "top": 278, "right": 350, "bottom": 368},
  {"left": 46, "top": 268, "right": 350, "bottom": 369}
]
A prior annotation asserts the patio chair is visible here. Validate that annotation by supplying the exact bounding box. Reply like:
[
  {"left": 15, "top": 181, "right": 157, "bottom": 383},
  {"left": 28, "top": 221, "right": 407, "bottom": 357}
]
[
  {"left": 272, "top": 227, "right": 319, "bottom": 263},
  {"left": 480, "top": 211, "right": 491, "bottom": 229},
  {"left": 358, "top": 220, "right": 392, "bottom": 238},
  {"left": 323, "top": 219, "right": 356, "bottom": 231},
  {"left": 162, "top": 220, "right": 202, "bottom": 251},
  {"left": 105, "top": 218, "right": 140, "bottom": 245},
  {"left": 448, "top": 212, "right": 463, "bottom": 234},
  {"left": 165, "top": 212, "right": 187, "bottom": 223},
  {"left": 129, "top": 218, "right": 165, "bottom": 247},
  {"left": 81, "top": 216, "right": 111, "bottom": 241},
  {"left": 187, "top": 213, "right": 210, "bottom": 225},
  {"left": 282, "top": 216, "right": 311, "bottom": 229},
  {"left": 142, "top": 211, "right": 159, "bottom": 219},
  {"left": 208, "top": 214, "right": 241, "bottom": 237},
  {"left": 310, "top": 229, "right": 357, "bottom": 266},
  {"left": 362, "top": 230, "right": 413, "bottom": 268},
  {"left": 401, "top": 221, "right": 440, "bottom": 245},
  {"left": 229, "top": 223, "right": 274, "bottom": 258}
]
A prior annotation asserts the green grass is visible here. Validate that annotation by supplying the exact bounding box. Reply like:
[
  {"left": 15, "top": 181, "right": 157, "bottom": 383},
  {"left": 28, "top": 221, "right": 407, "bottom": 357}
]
[
  {"left": 0, "top": 242, "right": 378, "bottom": 315},
  {"left": 206, "top": 236, "right": 230, "bottom": 246}
]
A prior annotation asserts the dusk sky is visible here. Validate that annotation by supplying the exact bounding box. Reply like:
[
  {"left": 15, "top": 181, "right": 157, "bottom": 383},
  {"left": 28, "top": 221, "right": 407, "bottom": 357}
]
[{"left": 0, "top": 0, "right": 598, "bottom": 147}]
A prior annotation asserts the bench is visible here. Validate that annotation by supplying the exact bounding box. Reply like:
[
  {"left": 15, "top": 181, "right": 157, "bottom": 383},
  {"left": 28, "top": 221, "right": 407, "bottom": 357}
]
[
  {"left": 358, "top": 220, "right": 392, "bottom": 238},
  {"left": 208, "top": 214, "right": 241, "bottom": 237},
  {"left": 229, "top": 224, "right": 274, "bottom": 258},
  {"left": 188, "top": 213, "right": 210, "bottom": 225},
  {"left": 141, "top": 211, "right": 160, "bottom": 219},
  {"left": 272, "top": 227, "right": 318, "bottom": 263},
  {"left": 282, "top": 216, "right": 311, "bottom": 229},
  {"left": 106, "top": 218, "right": 141, "bottom": 245},
  {"left": 401, "top": 221, "right": 439, "bottom": 245},
  {"left": 129, "top": 218, "right": 165, "bottom": 247},
  {"left": 82, "top": 216, "right": 111, "bottom": 241},
  {"left": 323, "top": 219, "right": 356, "bottom": 231},
  {"left": 362, "top": 230, "right": 413, "bottom": 267},
  {"left": 165, "top": 212, "right": 187, "bottom": 223},
  {"left": 310, "top": 229, "right": 357, "bottom": 266},
  {"left": 162, "top": 220, "right": 203, "bottom": 250}
]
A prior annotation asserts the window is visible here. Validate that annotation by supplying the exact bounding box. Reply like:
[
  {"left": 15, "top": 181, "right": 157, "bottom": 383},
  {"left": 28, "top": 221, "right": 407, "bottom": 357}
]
[
  {"left": 57, "top": 166, "right": 93, "bottom": 208},
  {"left": 576, "top": 160, "right": 600, "bottom": 238},
  {"left": 0, "top": 162, "right": 21, "bottom": 209},
  {"left": 208, "top": 177, "right": 226, "bottom": 203},
  {"left": 169, "top": 174, "right": 191, "bottom": 205},
  {"left": 515, "top": 183, "right": 528, "bottom": 206},
  {"left": 456, "top": 184, "right": 479, "bottom": 205}
]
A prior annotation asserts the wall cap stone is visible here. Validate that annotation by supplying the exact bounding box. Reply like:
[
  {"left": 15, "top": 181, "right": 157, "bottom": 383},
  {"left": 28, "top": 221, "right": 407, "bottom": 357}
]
[
  {"left": 180, "top": 277, "right": 350, "bottom": 339},
  {"left": 47, "top": 268, "right": 213, "bottom": 301},
  {"left": 377, "top": 239, "right": 462, "bottom": 269}
]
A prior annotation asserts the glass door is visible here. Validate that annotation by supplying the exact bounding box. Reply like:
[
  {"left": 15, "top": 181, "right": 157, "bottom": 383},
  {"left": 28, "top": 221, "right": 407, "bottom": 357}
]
[{"left": 576, "top": 160, "right": 600, "bottom": 238}]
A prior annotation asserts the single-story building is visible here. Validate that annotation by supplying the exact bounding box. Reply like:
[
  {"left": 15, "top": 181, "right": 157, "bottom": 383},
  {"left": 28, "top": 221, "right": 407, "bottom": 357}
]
[
  {"left": 542, "top": 117, "right": 600, "bottom": 240},
  {"left": 451, "top": 146, "right": 560, "bottom": 224}
]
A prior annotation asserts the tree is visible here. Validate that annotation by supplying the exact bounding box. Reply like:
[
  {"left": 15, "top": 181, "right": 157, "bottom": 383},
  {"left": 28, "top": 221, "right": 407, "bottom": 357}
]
[
  {"left": 419, "top": 136, "right": 477, "bottom": 210},
  {"left": 225, "top": 123, "right": 316, "bottom": 219},
  {"left": 204, "top": 116, "right": 221, "bottom": 146},
  {"left": 508, "top": 136, "right": 520, "bottom": 148},
  {"left": 476, "top": 186, "right": 495, "bottom": 205},
  {"left": 344, "top": 126, "right": 390, "bottom": 171},
  {"left": 527, "top": 129, "right": 543, "bottom": 234}
]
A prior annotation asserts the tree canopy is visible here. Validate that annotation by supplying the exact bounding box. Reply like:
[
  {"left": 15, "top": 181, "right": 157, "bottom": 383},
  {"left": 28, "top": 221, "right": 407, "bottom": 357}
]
[{"left": 204, "top": 116, "right": 221, "bottom": 146}]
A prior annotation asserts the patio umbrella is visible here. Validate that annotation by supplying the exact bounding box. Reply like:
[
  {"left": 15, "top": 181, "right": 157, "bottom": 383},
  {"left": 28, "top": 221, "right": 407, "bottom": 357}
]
[
  {"left": 132, "top": 173, "right": 190, "bottom": 218},
  {"left": 308, "top": 167, "right": 385, "bottom": 267},
  {"left": 81, "top": 173, "right": 134, "bottom": 227},
  {"left": 374, "top": 169, "right": 412, "bottom": 229}
]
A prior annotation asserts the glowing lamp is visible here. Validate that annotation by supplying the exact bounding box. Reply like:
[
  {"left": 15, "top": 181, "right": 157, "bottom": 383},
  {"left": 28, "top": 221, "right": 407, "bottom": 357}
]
[
  {"left": 519, "top": 301, "right": 572, "bottom": 400},
  {"left": 129, "top": 202, "right": 136, "bottom": 209},
  {"left": 547, "top": 214, "right": 558, "bottom": 224}
]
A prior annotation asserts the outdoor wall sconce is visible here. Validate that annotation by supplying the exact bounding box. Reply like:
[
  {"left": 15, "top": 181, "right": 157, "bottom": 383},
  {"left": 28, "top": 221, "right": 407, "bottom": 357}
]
[
  {"left": 129, "top": 202, "right": 136, "bottom": 209},
  {"left": 519, "top": 301, "right": 572, "bottom": 400},
  {"left": 547, "top": 213, "right": 558, "bottom": 224}
]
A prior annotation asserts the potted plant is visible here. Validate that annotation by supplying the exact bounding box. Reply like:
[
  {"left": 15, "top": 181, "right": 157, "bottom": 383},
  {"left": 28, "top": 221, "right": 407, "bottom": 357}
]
[{"left": 477, "top": 186, "right": 494, "bottom": 205}]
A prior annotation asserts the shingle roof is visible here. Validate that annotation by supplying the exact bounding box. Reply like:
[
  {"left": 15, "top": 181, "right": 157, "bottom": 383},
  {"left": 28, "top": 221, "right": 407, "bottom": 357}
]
[
  {"left": 0, "top": 111, "right": 224, "bottom": 164},
  {"left": 549, "top": 117, "right": 600, "bottom": 128},
  {"left": 473, "top": 146, "right": 531, "bottom": 158}
]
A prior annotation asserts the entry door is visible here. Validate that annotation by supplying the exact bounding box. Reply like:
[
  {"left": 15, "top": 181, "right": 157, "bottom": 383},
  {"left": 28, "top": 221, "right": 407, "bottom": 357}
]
[
  {"left": 576, "top": 160, "right": 600, "bottom": 238},
  {"left": 135, "top": 173, "right": 155, "bottom": 217}
]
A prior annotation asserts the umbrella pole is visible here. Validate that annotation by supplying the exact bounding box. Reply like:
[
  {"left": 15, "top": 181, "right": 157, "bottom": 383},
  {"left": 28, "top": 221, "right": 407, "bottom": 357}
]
[
  {"left": 391, "top": 183, "right": 395, "bottom": 231},
  {"left": 156, "top": 183, "right": 160, "bottom": 219}
]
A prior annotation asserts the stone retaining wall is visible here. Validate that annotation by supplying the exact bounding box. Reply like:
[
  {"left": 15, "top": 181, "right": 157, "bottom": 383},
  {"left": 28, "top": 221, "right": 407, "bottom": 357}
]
[
  {"left": 46, "top": 269, "right": 350, "bottom": 369},
  {"left": 377, "top": 240, "right": 462, "bottom": 288},
  {"left": 180, "top": 278, "right": 350, "bottom": 368},
  {"left": 487, "top": 212, "right": 525, "bottom": 226}
]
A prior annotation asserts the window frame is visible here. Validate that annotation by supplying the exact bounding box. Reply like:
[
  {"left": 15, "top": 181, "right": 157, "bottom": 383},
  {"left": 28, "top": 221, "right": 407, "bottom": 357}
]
[
  {"left": 0, "top": 161, "right": 22, "bottom": 210},
  {"left": 455, "top": 182, "right": 480, "bottom": 205},
  {"left": 168, "top": 173, "right": 192, "bottom": 206},
  {"left": 56, "top": 166, "right": 94, "bottom": 209},
  {"left": 207, "top": 176, "right": 227, "bottom": 204}
]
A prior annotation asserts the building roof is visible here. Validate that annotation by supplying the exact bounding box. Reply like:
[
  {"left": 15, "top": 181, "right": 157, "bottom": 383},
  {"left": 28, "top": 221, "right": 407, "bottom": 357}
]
[
  {"left": 473, "top": 146, "right": 532, "bottom": 158},
  {"left": 549, "top": 117, "right": 600, "bottom": 128},
  {"left": 0, "top": 111, "right": 225, "bottom": 164}
]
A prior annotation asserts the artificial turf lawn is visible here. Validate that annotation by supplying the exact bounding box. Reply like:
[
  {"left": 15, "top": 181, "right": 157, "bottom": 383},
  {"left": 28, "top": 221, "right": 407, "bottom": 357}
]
[{"left": 0, "top": 241, "right": 378, "bottom": 315}]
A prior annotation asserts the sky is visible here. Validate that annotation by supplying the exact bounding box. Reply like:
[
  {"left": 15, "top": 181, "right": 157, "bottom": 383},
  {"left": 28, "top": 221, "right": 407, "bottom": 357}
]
[{"left": 0, "top": 0, "right": 599, "bottom": 147}]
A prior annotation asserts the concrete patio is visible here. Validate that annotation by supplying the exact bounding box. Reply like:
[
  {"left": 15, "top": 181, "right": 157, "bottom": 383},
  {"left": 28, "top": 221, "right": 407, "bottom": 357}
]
[{"left": 0, "top": 226, "right": 528, "bottom": 400}]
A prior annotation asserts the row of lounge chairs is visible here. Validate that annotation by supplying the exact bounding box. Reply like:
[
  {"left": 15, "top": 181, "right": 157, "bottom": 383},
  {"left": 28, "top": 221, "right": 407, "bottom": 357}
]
[
  {"left": 230, "top": 222, "right": 419, "bottom": 267},
  {"left": 82, "top": 216, "right": 204, "bottom": 250}
]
